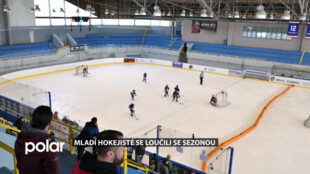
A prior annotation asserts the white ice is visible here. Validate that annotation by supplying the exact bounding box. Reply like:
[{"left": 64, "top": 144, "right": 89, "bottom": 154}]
[{"left": 1, "top": 63, "right": 310, "bottom": 174}]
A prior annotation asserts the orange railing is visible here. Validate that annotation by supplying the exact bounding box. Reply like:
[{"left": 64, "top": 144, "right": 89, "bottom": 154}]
[{"left": 202, "top": 85, "right": 293, "bottom": 172}]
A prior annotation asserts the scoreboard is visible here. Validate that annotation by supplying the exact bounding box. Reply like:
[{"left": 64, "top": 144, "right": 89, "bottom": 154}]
[{"left": 72, "top": 17, "right": 90, "bottom": 23}]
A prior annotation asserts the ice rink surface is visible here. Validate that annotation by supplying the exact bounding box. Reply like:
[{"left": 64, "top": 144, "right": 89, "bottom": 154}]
[{"left": 2, "top": 63, "right": 310, "bottom": 174}]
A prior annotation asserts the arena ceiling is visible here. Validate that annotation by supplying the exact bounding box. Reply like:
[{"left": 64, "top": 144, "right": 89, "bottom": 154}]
[{"left": 66, "top": 0, "right": 308, "bottom": 20}]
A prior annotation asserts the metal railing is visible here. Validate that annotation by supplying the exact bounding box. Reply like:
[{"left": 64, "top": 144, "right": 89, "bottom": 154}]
[
  {"left": 0, "top": 141, "right": 19, "bottom": 174},
  {"left": 122, "top": 147, "right": 156, "bottom": 174}
]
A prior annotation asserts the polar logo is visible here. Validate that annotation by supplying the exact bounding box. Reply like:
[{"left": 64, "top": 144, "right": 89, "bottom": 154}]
[{"left": 25, "top": 140, "right": 65, "bottom": 155}]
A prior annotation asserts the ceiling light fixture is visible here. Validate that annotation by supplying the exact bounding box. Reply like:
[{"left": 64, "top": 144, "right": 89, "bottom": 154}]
[
  {"left": 3, "top": 5, "right": 11, "bottom": 12},
  {"left": 201, "top": 9, "right": 207, "bottom": 17},
  {"left": 281, "top": 9, "right": 290, "bottom": 20},
  {"left": 180, "top": 10, "right": 186, "bottom": 17},
  {"left": 255, "top": 5, "right": 266, "bottom": 19}
]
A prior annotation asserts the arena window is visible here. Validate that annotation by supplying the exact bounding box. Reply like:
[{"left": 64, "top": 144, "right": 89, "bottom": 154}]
[{"left": 243, "top": 25, "right": 292, "bottom": 41}]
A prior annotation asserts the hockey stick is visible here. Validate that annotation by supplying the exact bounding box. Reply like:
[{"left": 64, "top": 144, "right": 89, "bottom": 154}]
[{"left": 134, "top": 114, "right": 139, "bottom": 120}]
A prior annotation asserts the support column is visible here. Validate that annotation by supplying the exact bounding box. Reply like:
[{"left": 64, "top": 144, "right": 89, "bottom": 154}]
[
  {"left": 300, "top": 24, "right": 307, "bottom": 52},
  {"left": 170, "top": 19, "right": 175, "bottom": 39},
  {"left": 227, "top": 22, "right": 234, "bottom": 45},
  {"left": 4, "top": 0, "right": 12, "bottom": 45}
]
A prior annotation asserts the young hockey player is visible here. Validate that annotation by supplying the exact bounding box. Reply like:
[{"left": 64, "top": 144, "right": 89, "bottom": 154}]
[
  {"left": 130, "top": 89, "right": 137, "bottom": 100},
  {"left": 82, "top": 65, "right": 88, "bottom": 77},
  {"left": 174, "top": 85, "right": 180, "bottom": 93},
  {"left": 210, "top": 95, "right": 217, "bottom": 106},
  {"left": 142, "top": 72, "right": 147, "bottom": 83},
  {"left": 164, "top": 85, "right": 170, "bottom": 97},
  {"left": 172, "top": 91, "right": 180, "bottom": 102},
  {"left": 129, "top": 103, "right": 135, "bottom": 116}
]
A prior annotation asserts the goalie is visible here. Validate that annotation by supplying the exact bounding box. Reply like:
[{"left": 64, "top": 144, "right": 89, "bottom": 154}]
[
  {"left": 210, "top": 95, "right": 217, "bottom": 106},
  {"left": 82, "top": 65, "right": 89, "bottom": 77}
]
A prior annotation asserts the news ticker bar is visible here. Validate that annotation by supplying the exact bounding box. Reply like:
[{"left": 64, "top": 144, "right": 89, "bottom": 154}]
[{"left": 74, "top": 138, "right": 218, "bottom": 147}]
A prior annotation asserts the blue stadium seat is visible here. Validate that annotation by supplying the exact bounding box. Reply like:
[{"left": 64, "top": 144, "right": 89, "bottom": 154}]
[
  {"left": 0, "top": 42, "right": 56, "bottom": 59},
  {"left": 76, "top": 34, "right": 310, "bottom": 65}
]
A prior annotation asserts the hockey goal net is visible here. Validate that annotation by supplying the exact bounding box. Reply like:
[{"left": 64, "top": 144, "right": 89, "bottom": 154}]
[
  {"left": 215, "top": 91, "right": 230, "bottom": 107},
  {"left": 75, "top": 65, "right": 88, "bottom": 76}
]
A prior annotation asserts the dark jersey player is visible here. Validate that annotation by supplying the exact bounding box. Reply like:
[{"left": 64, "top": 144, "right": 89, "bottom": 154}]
[
  {"left": 172, "top": 91, "right": 180, "bottom": 102},
  {"left": 164, "top": 85, "right": 170, "bottom": 97},
  {"left": 142, "top": 73, "right": 147, "bottom": 83},
  {"left": 130, "top": 90, "right": 137, "bottom": 100},
  {"left": 210, "top": 95, "right": 217, "bottom": 106},
  {"left": 83, "top": 66, "right": 88, "bottom": 77},
  {"left": 174, "top": 85, "right": 180, "bottom": 93},
  {"left": 129, "top": 103, "right": 135, "bottom": 116}
]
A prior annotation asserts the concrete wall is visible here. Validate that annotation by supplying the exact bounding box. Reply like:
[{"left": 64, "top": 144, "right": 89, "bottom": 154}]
[
  {"left": 182, "top": 20, "right": 310, "bottom": 52},
  {"left": 0, "top": 46, "right": 143, "bottom": 74},
  {"left": 8, "top": 0, "right": 35, "bottom": 26},
  {"left": 230, "top": 22, "right": 302, "bottom": 51},
  {"left": 182, "top": 20, "right": 228, "bottom": 44}
]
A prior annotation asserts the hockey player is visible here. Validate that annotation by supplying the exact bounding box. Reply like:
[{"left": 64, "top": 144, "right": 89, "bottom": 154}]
[
  {"left": 172, "top": 91, "right": 180, "bottom": 102},
  {"left": 130, "top": 89, "right": 137, "bottom": 100},
  {"left": 174, "top": 85, "right": 180, "bottom": 93},
  {"left": 129, "top": 103, "right": 135, "bottom": 116},
  {"left": 210, "top": 95, "right": 217, "bottom": 106},
  {"left": 82, "top": 65, "right": 88, "bottom": 77},
  {"left": 164, "top": 85, "right": 170, "bottom": 97},
  {"left": 142, "top": 72, "right": 147, "bottom": 83},
  {"left": 200, "top": 71, "right": 204, "bottom": 85}
]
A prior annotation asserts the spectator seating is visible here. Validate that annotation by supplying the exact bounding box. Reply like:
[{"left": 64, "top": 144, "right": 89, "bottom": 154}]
[
  {"left": 75, "top": 34, "right": 310, "bottom": 66},
  {"left": 0, "top": 42, "right": 56, "bottom": 59},
  {"left": 144, "top": 34, "right": 171, "bottom": 48},
  {"left": 168, "top": 37, "right": 310, "bottom": 65},
  {"left": 75, "top": 34, "right": 144, "bottom": 48}
]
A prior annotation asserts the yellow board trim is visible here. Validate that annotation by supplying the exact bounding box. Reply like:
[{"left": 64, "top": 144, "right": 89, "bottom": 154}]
[{"left": 0, "top": 61, "right": 309, "bottom": 90}]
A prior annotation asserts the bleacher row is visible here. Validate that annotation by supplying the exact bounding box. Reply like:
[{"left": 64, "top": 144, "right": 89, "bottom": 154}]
[
  {"left": 1, "top": 34, "right": 310, "bottom": 65},
  {"left": 76, "top": 34, "right": 310, "bottom": 65},
  {"left": 0, "top": 42, "right": 57, "bottom": 59}
]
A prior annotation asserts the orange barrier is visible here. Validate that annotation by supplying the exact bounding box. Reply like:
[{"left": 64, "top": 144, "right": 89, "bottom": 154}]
[{"left": 202, "top": 85, "right": 293, "bottom": 172}]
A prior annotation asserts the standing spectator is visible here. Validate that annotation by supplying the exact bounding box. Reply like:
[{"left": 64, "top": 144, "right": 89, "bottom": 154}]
[
  {"left": 200, "top": 71, "right": 204, "bottom": 85},
  {"left": 127, "top": 146, "right": 134, "bottom": 160},
  {"left": 76, "top": 117, "right": 99, "bottom": 161},
  {"left": 149, "top": 153, "right": 158, "bottom": 171},
  {"left": 183, "top": 43, "right": 188, "bottom": 53},
  {"left": 166, "top": 154, "right": 173, "bottom": 174},
  {"left": 72, "top": 130, "right": 124, "bottom": 174},
  {"left": 13, "top": 116, "right": 24, "bottom": 130},
  {"left": 149, "top": 160, "right": 156, "bottom": 171},
  {"left": 53, "top": 111, "right": 59, "bottom": 120},
  {"left": 135, "top": 145, "right": 145, "bottom": 164},
  {"left": 62, "top": 116, "right": 68, "bottom": 123},
  {"left": 159, "top": 158, "right": 169, "bottom": 174},
  {"left": 14, "top": 105, "right": 60, "bottom": 174},
  {"left": 142, "top": 72, "right": 147, "bottom": 83}
]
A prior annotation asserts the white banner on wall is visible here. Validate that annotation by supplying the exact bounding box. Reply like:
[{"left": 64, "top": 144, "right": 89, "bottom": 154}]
[
  {"left": 269, "top": 75, "right": 310, "bottom": 87},
  {"left": 135, "top": 58, "right": 153, "bottom": 64},
  {"left": 52, "top": 121, "right": 69, "bottom": 134}
]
